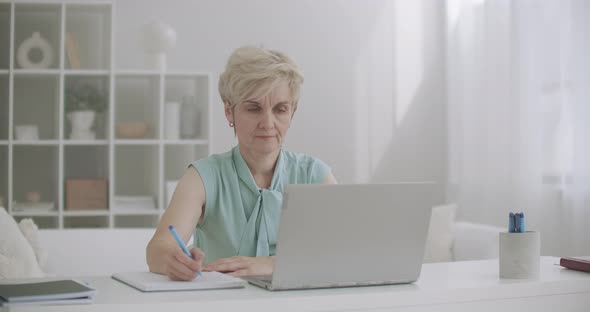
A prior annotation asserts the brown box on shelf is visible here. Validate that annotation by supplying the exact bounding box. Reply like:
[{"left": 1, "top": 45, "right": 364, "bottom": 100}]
[{"left": 66, "top": 179, "right": 108, "bottom": 210}]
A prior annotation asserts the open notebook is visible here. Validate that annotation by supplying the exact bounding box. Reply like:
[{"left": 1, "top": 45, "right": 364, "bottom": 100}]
[{"left": 112, "top": 272, "right": 245, "bottom": 292}]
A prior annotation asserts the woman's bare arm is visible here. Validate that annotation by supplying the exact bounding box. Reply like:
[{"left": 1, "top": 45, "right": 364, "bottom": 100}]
[{"left": 146, "top": 167, "right": 206, "bottom": 279}]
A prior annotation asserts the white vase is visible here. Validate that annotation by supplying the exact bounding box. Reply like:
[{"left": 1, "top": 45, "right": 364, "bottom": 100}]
[
  {"left": 181, "top": 96, "right": 199, "bottom": 139},
  {"left": 14, "top": 124, "right": 39, "bottom": 140},
  {"left": 68, "top": 110, "right": 96, "bottom": 140},
  {"left": 146, "top": 53, "right": 167, "bottom": 71},
  {"left": 142, "top": 21, "right": 177, "bottom": 70},
  {"left": 164, "top": 102, "right": 180, "bottom": 140},
  {"left": 166, "top": 180, "right": 179, "bottom": 208},
  {"left": 143, "top": 21, "right": 177, "bottom": 52}
]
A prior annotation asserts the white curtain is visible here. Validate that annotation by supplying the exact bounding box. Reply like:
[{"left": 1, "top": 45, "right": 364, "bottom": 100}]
[{"left": 446, "top": 0, "right": 590, "bottom": 256}]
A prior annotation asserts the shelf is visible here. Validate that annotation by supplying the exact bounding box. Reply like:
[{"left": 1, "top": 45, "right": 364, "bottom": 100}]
[
  {"left": 64, "top": 145, "right": 108, "bottom": 179},
  {"left": 0, "top": 75, "right": 7, "bottom": 140},
  {"left": 13, "top": 145, "right": 59, "bottom": 208},
  {"left": 14, "top": 75, "right": 60, "bottom": 140},
  {"left": 114, "top": 214, "right": 159, "bottom": 228},
  {"left": 163, "top": 139, "right": 209, "bottom": 145},
  {"left": 64, "top": 215, "right": 108, "bottom": 228},
  {"left": 11, "top": 211, "right": 59, "bottom": 217},
  {"left": 3, "top": 2, "right": 211, "bottom": 229},
  {"left": 114, "top": 139, "right": 160, "bottom": 145},
  {"left": 0, "top": 146, "right": 7, "bottom": 208},
  {"left": 115, "top": 75, "right": 160, "bottom": 140},
  {"left": 13, "top": 69, "right": 60, "bottom": 75},
  {"left": 64, "top": 3, "right": 111, "bottom": 70},
  {"left": 112, "top": 210, "right": 160, "bottom": 216},
  {"left": 115, "top": 70, "right": 162, "bottom": 76},
  {"left": 64, "top": 145, "right": 108, "bottom": 213},
  {"left": 63, "top": 139, "right": 109, "bottom": 145},
  {"left": 164, "top": 75, "right": 209, "bottom": 140},
  {"left": 0, "top": 3, "right": 9, "bottom": 69},
  {"left": 64, "top": 69, "right": 109, "bottom": 76},
  {"left": 13, "top": 215, "right": 59, "bottom": 229},
  {"left": 64, "top": 76, "right": 110, "bottom": 140},
  {"left": 165, "top": 71, "right": 210, "bottom": 77},
  {"left": 13, "top": 3, "right": 61, "bottom": 70},
  {"left": 110, "top": 139, "right": 209, "bottom": 145},
  {"left": 164, "top": 144, "right": 208, "bottom": 181},
  {"left": 115, "top": 70, "right": 209, "bottom": 77},
  {"left": 12, "top": 140, "right": 60, "bottom": 145},
  {"left": 63, "top": 210, "right": 110, "bottom": 217},
  {"left": 115, "top": 145, "right": 160, "bottom": 206}
]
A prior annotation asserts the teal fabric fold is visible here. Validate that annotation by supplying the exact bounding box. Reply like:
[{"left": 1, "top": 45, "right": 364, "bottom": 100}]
[{"left": 191, "top": 145, "right": 331, "bottom": 263}]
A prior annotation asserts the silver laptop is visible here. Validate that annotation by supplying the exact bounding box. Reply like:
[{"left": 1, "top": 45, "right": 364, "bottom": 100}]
[{"left": 244, "top": 183, "right": 435, "bottom": 291}]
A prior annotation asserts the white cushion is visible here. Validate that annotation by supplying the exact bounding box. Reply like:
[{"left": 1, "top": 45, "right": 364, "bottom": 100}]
[
  {"left": 452, "top": 221, "right": 503, "bottom": 261},
  {"left": 19, "top": 218, "right": 48, "bottom": 269},
  {"left": 423, "top": 204, "right": 457, "bottom": 263},
  {"left": 0, "top": 207, "right": 45, "bottom": 278},
  {"left": 40, "top": 229, "right": 155, "bottom": 276}
]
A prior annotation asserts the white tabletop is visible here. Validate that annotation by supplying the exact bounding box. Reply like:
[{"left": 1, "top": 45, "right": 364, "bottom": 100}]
[{"left": 3, "top": 257, "right": 590, "bottom": 312}]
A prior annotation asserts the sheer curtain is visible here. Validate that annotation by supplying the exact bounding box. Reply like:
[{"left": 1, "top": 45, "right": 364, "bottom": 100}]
[{"left": 446, "top": 0, "right": 589, "bottom": 256}]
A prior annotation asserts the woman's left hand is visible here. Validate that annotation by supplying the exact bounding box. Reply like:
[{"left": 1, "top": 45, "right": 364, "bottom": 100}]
[{"left": 202, "top": 256, "right": 274, "bottom": 277}]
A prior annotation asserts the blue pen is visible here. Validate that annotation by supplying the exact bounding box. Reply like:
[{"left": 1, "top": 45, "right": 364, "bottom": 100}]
[
  {"left": 509, "top": 212, "right": 515, "bottom": 233},
  {"left": 169, "top": 225, "right": 202, "bottom": 277}
]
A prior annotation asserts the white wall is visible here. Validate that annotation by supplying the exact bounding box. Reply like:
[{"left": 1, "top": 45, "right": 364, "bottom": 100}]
[{"left": 111, "top": 0, "right": 446, "bottom": 189}]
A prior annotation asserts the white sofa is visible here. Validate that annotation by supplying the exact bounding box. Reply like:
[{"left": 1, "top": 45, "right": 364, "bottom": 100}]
[
  {"left": 38, "top": 221, "right": 504, "bottom": 277},
  {"left": 39, "top": 229, "right": 155, "bottom": 277}
]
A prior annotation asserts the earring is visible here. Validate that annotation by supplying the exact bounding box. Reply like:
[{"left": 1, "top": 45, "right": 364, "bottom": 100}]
[{"left": 229, "top": 121, "right": 234, "bottom": 127}]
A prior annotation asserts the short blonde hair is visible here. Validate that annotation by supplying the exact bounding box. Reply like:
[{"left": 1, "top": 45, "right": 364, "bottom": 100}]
[{"left": 218, "top": 46, "right": 304, "bottom": 111}]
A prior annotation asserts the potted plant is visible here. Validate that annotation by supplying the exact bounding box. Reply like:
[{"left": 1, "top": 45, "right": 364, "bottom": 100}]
[{"left": 65, "top": 83, "right": 107, "bottom": 140}]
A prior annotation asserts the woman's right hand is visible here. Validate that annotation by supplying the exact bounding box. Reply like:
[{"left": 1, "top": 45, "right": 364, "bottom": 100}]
[
  {"left": 146, "top": 168, "right": 207, "bottom": 280},
  {"left": 164, "top": 247, "right": 206, "bottom": 281}
]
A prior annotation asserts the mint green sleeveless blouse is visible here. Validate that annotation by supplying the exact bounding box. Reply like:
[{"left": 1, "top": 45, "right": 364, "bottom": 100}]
[{"left": 191, "top": 146, "right": 331, "bottom": 263}]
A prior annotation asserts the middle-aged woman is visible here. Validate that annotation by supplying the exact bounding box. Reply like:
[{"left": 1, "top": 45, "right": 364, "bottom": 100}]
[{"left": 146, "top": 46, "right": 337, "bottom": 280}]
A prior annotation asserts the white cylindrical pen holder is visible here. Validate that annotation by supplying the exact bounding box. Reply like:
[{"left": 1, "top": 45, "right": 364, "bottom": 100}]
[
  {"left": 499, "top": 231, "right": 540, "bottom": 279},
  {"left": 164, "top": 101, "right": 180, "bottom": 140},
  {"left": 15, "top": 124, "right": 39, "bottom": 140}
]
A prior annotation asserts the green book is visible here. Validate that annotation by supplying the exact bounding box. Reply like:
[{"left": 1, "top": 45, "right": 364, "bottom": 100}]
[{"left": 0, "top": 279, "right": 96, "bottom": 307}]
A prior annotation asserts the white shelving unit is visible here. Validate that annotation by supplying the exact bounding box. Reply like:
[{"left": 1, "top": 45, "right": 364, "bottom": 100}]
[{"left": 0, "top": 1, "right": 212, "bottom": 229}]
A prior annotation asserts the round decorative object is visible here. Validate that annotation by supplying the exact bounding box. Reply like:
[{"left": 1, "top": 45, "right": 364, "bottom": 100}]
[
  {"left": 142, "top": 21, "right": 177, "bottom": 53},
  {"left": 16, "top": 32, "right": 54, "bottom": 69}
]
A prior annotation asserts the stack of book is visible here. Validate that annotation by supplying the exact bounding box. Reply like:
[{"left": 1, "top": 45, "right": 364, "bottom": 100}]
[
  {"left": 12, "top": 202, "right": 55, "bottom": 213},
  {"left": 113, "top": 196, "right": 156, "bottom": 212},
  {"left": 560, "top": 257, "right": 590, "bottom": 273},
  {"left": 0, "top": 279, "right": 96, "bottom": 307}
]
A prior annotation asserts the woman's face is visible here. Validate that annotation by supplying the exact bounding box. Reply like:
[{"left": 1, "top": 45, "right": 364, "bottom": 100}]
[{"left": 226, "top": 81, "right": 294, "bottom": 155}]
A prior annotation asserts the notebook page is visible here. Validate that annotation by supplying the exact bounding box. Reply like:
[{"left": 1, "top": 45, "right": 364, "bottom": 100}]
[{"left": 112, "top": 271, "right": 245, "bottom": 292}]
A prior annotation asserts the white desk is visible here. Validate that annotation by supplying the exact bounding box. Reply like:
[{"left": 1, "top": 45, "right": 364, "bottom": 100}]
[{"left": 3, "top": 257, "right": 590, "bottom": 312}]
